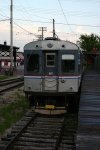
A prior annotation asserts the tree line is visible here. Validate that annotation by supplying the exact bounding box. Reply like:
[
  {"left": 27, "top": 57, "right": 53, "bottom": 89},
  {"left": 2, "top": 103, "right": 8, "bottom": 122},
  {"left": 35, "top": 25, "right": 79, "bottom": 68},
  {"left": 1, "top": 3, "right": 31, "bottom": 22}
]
[{"left": 77, "top": 33, "right": 100, "bottom": 52}]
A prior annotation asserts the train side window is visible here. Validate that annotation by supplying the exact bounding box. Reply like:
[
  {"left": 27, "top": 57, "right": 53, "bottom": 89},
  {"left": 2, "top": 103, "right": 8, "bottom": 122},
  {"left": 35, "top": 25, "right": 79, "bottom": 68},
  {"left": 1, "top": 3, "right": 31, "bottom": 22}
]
[
  {"left": 61, "top": 54, "right": 75, "bottom": 73},
  {"left": 27, "top": 54, "right": 39, "bottom": 72},
  {"left": 46, "top": 53, "right": 55, "bottom": 67}
]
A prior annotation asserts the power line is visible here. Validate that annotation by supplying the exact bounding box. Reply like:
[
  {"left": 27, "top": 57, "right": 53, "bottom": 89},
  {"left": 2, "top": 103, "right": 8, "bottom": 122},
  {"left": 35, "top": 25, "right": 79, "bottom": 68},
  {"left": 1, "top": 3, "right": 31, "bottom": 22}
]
[
  {"left": 0, "top": 13, "right": 10, "bottom": 22},
  {"left": 66, "top": 23, "right": 100, "bottom": 28},
  {"left": 13, "top": 22, "right": 37, "bottom": 36},
  {"left": 13, "top": 6, "right": 100, "bottom": 19},
  {"left": 56, "top": 22, "right": 100, "bottom": 28},
  {"left": 0, "top": 19, "right": 9, "bottom": 22},
  {"left": 57, "top": 0, "right": 74, "bottom": 33},
  {"left": 14, "top": 19, "right": 100, "bottom": 28}
]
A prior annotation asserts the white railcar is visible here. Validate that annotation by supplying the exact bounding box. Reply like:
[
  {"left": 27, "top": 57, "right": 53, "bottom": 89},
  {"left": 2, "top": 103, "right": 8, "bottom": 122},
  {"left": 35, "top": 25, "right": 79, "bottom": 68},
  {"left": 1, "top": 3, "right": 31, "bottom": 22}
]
[{"left": 24, "top": 37, "right": 84, "bottom": 114}]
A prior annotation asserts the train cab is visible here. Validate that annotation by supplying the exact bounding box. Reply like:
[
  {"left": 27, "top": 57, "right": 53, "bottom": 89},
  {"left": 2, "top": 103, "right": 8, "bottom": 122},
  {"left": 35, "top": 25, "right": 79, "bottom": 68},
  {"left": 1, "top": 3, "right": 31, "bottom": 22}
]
[{"left": 24, "top": 37, "right": 84, "bottom": 114}]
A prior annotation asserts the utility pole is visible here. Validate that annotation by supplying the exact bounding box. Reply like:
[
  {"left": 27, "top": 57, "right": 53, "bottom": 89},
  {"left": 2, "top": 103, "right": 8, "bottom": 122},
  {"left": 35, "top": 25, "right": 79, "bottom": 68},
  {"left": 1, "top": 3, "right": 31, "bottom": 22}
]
[
  {"left": 38, "top": 27, "right": 47, "bottom": 40},
  {"left": 53, "top": 19, "right": 56, "bottom": 38},
  {"left": 10, "top": 0, "right": 14, "bottom": 74}
]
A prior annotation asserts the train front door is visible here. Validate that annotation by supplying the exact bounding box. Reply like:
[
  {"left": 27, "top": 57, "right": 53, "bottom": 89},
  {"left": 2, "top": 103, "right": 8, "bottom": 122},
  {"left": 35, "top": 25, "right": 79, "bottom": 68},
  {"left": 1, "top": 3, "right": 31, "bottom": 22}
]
[
  {"left": 44, "top": 52, "right": 58, "bottom": 75},
  {"left": 43, "top": 52, "right": 58, "bottom": 91}
]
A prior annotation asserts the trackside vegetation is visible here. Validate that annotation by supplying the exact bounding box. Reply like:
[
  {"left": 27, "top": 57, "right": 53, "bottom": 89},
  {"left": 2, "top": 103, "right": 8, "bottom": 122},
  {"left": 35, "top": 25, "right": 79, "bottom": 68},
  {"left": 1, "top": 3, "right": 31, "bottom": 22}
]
[
  {"left": 0, "top": 93, "right": 29, "bottom": 134},
  {"left": 0, "top": 75, "right": 8, "bottom": 80}
]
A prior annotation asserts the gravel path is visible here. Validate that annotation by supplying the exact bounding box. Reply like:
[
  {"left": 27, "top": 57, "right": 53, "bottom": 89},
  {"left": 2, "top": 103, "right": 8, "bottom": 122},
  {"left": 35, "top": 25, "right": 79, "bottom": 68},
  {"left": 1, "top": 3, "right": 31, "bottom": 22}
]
[{"left": 0, "top": 87, "right": 24, "bottom": 105}]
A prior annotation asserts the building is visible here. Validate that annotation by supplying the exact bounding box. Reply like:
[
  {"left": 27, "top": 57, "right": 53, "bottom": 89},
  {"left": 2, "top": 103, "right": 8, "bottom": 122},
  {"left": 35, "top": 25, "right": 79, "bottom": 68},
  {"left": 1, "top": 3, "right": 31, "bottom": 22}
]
[
  {"left": 0, "top": 41, "right": 23, "bottom": 70},
  {"left": 16, "top": 51, "right": 24, "bottom": 66}
]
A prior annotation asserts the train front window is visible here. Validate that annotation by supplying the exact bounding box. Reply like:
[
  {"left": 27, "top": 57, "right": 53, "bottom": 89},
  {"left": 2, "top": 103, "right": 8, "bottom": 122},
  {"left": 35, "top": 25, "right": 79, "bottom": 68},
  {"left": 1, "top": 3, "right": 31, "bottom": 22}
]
[
  {"left": 27, "top": 54, "right": 39, "bottom": 72},
  {"left": 46, "top": 53, "right": 55, "bottom": 67},
  {"left": 61, "top": 54, "right": 75, "bottom": 73}
]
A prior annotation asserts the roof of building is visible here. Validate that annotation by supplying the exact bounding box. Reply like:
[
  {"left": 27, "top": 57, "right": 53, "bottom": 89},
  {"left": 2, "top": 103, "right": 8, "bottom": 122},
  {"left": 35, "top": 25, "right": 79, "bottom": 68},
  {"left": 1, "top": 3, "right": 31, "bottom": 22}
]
[{"left": 0, "top": 41, "right": 19, "bottom": 52}]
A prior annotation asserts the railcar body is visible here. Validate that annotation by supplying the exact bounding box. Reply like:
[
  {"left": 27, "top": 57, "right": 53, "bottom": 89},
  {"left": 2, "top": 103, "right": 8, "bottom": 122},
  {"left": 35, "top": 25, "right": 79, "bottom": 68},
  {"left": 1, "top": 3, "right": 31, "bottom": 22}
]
[{"left": 24, "top": 37, "right": 84, "bottom": 114}]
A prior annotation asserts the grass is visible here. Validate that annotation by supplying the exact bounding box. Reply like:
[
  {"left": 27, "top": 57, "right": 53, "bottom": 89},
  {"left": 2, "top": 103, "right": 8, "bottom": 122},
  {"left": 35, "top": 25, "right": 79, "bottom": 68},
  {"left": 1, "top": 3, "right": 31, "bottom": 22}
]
[
  {"left": 0, "top": 75, "right": 8, "bottom": 80},
  {"left": 0, "top": 94, "right": 29, "bottom": 134}
]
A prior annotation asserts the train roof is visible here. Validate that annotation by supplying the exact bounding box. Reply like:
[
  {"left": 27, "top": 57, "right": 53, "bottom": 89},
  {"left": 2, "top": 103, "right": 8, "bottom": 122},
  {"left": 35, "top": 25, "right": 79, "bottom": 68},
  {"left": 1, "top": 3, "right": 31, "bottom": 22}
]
[{"left": 24, "top": 37, "right": 79, "bottom": 51}]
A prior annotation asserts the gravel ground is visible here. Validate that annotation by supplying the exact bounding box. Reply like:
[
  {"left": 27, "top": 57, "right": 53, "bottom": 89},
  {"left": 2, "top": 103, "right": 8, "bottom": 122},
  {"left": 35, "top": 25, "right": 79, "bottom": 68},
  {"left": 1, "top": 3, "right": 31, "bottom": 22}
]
[{"left": 0, "top": 87, "right": 24, "bottom": 105}]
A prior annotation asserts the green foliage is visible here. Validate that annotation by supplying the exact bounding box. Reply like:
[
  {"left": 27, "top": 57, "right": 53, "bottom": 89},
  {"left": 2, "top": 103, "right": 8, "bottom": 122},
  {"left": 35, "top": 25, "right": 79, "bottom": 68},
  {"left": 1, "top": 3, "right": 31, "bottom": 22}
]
[
  {"left": 0, "top": 96, "right": 28, "bottom": 134},
  {"left": 78, "top": 33, "right": 100, "bottom": 52},
  {"left": 0, "top": 75, "right": 8, "bottom": 80}
]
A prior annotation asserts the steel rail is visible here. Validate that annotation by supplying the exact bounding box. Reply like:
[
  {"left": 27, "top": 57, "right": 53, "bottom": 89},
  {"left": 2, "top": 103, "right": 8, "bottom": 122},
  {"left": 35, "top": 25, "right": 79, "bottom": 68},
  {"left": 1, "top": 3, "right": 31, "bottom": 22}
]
[
  {"left": 3, "top": 112, "right": 37, "bottom": 150},
  {"left": 0, "top": 81, "right": 24, "bottom": 94},
  {"left": 0, "top": 77, "right": 24, "bottom": 86},
  {"left": 54, "top": 115, "right": 66, "bottom": 150}
]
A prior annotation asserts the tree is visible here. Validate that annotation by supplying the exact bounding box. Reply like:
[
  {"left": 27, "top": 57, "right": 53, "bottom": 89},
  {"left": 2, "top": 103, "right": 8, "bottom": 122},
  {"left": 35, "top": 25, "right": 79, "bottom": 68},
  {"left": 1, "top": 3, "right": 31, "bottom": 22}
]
[{"left": 77, "top": 33, "right": 100, "bottom": 52}]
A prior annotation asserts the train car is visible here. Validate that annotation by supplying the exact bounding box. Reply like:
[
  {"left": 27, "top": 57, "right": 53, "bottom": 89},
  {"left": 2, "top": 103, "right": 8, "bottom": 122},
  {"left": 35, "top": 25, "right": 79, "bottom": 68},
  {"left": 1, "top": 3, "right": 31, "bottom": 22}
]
[{"left": 24, "top": 37, "right": 84, "bottom": 114}]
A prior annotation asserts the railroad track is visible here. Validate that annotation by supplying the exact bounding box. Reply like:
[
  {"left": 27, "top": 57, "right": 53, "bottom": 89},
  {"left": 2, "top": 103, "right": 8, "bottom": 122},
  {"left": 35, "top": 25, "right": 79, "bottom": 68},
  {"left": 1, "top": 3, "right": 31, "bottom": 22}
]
[
  {"left": 0, "top": 77, "right": 24, "bottom": 94},
  {"left": 0, "top": 109, "right": 77, "bottom": 150}
]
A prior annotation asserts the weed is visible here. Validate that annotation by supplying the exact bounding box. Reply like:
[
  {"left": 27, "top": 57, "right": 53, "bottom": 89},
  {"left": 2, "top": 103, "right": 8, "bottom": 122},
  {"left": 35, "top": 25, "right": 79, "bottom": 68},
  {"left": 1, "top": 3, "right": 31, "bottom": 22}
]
[{"left": 0, "top": 95, "right": 29, "bottom": 134}]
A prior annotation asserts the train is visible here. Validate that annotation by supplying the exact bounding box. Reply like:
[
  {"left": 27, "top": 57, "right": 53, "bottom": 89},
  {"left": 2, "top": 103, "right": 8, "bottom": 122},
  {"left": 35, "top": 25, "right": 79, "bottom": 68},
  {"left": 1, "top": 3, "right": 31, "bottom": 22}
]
[{"left": 24, "top": 37, "right": 84, "bottom": 114}]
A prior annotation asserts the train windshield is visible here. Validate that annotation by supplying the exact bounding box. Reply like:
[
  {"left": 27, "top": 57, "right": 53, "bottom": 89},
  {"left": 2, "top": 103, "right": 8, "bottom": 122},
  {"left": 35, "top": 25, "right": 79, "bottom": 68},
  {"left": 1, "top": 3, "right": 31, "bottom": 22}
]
[
  {"left": 27, "top": 54, "right": 39, "bottom": 72},
  {"left": 61, "top": 54, "right": 75, "bottom": 73}
]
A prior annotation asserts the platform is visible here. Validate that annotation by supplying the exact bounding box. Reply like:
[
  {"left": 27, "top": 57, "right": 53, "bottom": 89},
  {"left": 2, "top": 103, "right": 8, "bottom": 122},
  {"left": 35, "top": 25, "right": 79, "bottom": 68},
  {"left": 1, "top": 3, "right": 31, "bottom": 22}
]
[{"left": 76, "top": 70, "right": 100, "bottom": 150}]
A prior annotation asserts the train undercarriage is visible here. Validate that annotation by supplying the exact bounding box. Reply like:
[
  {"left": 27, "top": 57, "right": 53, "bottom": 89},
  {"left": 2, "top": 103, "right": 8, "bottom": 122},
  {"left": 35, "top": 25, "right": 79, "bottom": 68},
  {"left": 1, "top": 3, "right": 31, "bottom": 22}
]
[{"left": 25, "top": 93, "right": 80, "bottom": 115}]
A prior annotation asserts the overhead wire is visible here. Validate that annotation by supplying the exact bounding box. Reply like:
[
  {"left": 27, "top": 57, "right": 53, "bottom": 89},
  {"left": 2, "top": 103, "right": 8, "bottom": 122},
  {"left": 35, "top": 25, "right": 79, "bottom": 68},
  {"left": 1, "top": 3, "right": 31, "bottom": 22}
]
[
  {"left": 13, "top": 7, "right": 100, "bottom": 19},
  {"left": 0, "top": 9, "right": 37, "bottom": 36},
  {"left": 13, "top": 2, "right": 52, "bottom": 37},
  {"left": 0, "top": 13, "right": 9, "bottom": 19},
  {"left": 1, "top": 1, "right": 99, "bottom": 28},
  {"left": 57, "top": 0, "right": 74, "bottom": 34},
  {"left": 13, "top": 22, "right": 37, "bottom": 37},
  {"left": 0, "top": 19, "right": 10, "bottom": 22},
  {"left": 1, "top": 0, "right": 100, "bottom": 42},
  {"left": 14, "top": 19, "right": 100, "bottom": 28}
]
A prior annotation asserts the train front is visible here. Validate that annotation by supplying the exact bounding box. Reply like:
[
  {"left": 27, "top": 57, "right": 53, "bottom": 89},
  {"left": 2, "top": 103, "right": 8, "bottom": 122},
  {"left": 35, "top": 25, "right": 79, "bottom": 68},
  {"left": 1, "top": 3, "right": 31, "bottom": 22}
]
[{"left": 24, "top": 38, "right": 83, "bottom": 114}]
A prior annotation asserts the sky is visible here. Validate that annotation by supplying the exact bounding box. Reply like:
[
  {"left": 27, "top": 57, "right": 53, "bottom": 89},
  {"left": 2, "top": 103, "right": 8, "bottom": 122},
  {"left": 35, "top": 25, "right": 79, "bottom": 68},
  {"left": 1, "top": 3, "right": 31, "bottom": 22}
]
[{"left": 0, "top": 0, "right": 100, "bottom": 51}]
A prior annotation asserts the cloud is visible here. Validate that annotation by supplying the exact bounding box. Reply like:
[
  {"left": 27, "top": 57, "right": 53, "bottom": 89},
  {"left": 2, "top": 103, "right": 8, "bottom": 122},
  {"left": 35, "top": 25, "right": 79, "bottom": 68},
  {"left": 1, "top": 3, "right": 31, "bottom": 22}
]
[
  {"left": 75, "top": 26, "right": 90, "bottom": 35},
  {"left": 0, "top": 23, "right": 10, "bottom": 44},
  {"left": 0, "top": 22, "right": 10, "bottom": 32},
  {"left": 0, "top": 22, "right": 92, "bottom": 51}
]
